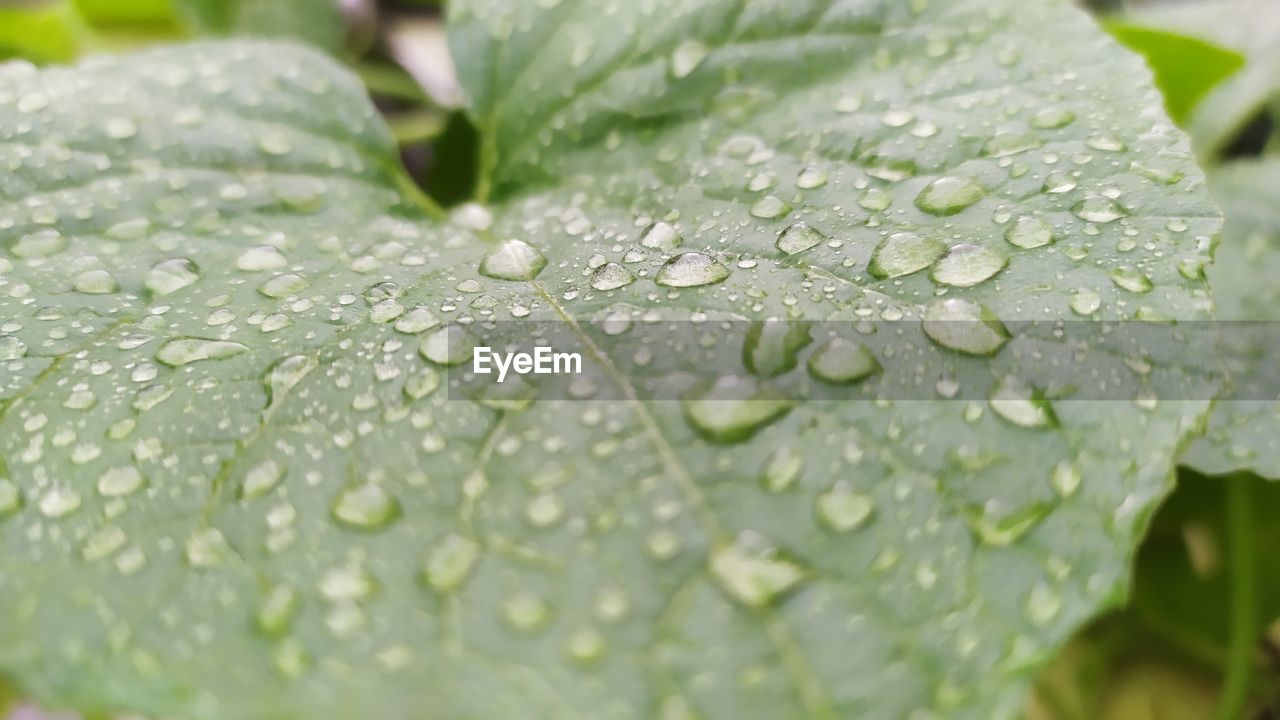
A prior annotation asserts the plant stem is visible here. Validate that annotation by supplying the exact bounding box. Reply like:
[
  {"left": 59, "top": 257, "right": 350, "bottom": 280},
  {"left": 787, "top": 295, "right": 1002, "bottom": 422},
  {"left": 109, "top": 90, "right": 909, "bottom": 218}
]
[{"left": 1217, "top": 475, "right": 1257, "bottom": 720}]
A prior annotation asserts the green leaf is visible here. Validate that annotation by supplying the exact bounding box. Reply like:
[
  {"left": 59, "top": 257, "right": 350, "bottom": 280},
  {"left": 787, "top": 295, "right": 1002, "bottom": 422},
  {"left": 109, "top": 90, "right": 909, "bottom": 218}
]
[
  {"left": 0, "top": 1, "right": 89, "bottom": 63},
  {"left": 1183, "top": 159, "right": 1280, "bottom": 478},
  {"left": 0, "top": 0, "right": 1221, "bottom": 717},
  {"left": 176, "top": 0, "right": 345, "bottom": 52},
  {"left": 1101, "top": 22, "right": 1244, "bottom": 125},
  {"left": 1121, "top": 0, "right": 1280, "bottom": 159}
]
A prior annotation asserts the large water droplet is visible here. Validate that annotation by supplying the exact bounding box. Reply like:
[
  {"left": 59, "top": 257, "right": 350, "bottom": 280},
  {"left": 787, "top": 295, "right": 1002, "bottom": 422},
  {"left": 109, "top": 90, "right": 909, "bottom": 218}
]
[
  {"left": 258, "top": 273, "right": 309, "bottom": 299},
  {"left": 670, "top": 40, "right": 709, "bottom": 78},
  {"left": 807, "top": 338, "right": 881, "bottom": 384},
  {"left": 156, "top": 338, "right": 248, "bottom": 367},
  {"left": 589, "top": 262, "right": 636, "bottom": 291},
  {"left": 1109, "top": 267, "right": 1153, "bottom": 294},
  {"left": 1072, "top": 196, "right": 1125, "bottom": 223},
  {"left": 146, "top": 258, "right": 200, "bottom": 296},
  {"left": 922, "top": 299, "right": 1010, "bottom": 356},
  {"left": 12, "top": 229, "right": 66, "bottom": 258},
  {"left": 743, "top": 319, "right": 811, "bottom": 378},
  {"left": 73, "top": 270, "right": 118, "bottom": 294},
  {"left": 480, "top": 240, "right": 547, "bottom": 281},
  {"left": 775, "top": 222, "right": 826, "bottom": 255},
  {"left": 816, "top": 487, "right": 874, "bottom": 532},
  {"left": 1051, "top": 460, "right": 1082, "bottom": 497},
  {"left": 0, "top": 478, "right": 23, "bottom": 518},
  {"left": 930, "top": 243, "right": 1008, "bottom": 287},
  {"left": 683, "top": 377, "right": 792, "bottom": 443},
  {"left": 749, "top": 195, "right": 791, "bottom": 220},
  {"left": 915, "top": 177, "right": 984, "bottom": 216},
  {"left": 331, "top": 482, "right": 401, "bottom": 531},
  {"left": 1069, "top": 288, "right": 1101, "bottom": 315},
  {"left": 237, "top": 245, "right": 288, "bottom": 271},
  {"left": 868, "top": 232, "right": 945, "bottom": 279},
  {"left": 419, "top": 324, "right": 476, "bottom": 366},
  {"left": 0, "top": 335, "right": 27, "bottom": 360},
  {"left": 256, "top": 584, "right": 300, "bottom": 637},
  {"left": 1004, "top": 216, "right": 1055, "bottom": 249},
  {"left": 639, "top": 221, "right": 682, "bottom": 250},
  {"left": 421, "top": 533, "right": 480, "bottom": 593},
  {"left": 761, "top": 445, "right": 803, "bottom": 492},
  {"left": 989, "top": 376, "right": 1055, "bottom": 428},
  {"left": 981, "top": 132, "right": 1042, "bottom": 158},
  {"left": 241, "top": 460, "right": 285, "bottom": 500},
  {"left": 503, "top": 590, "right": 552, "bottom": 633},
  {"left": 97, "top": 465, "right": 145, "bottom": 497},
  {"left": 39, "top": 487, "right": 81, "bottom": 518},
  {"left": 709, "top": 544, "right": 805, "bottom": 608},
  {"left": 655, "top": 252, "right": 731, "bottom": 288}
]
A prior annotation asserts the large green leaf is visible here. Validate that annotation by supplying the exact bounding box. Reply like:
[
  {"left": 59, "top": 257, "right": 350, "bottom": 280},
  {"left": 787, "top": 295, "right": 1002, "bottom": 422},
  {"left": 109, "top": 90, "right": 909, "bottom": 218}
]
[
  {"left": 176, "top": 0, "right": 345, "bottom": 52},
  {"left": 0, "top": 0, "right": 1220, "bottom": 718},
  {"left": 1183, "top": 160, "right": 1280, "bottom": 478}
]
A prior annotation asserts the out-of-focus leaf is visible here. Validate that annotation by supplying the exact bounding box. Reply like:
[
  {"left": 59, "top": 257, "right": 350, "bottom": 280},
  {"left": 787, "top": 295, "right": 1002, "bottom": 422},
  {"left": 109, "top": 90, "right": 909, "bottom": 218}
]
[
  {"left": 1103, "top": 22, "right": 1243, "bottom": 124},
  {"left": 0, "top": 1, "right": 87, "bottom": 63},
  {"left": 177, "top": 0, "right": 345, "bottom": 52},
  {"left": 74, "top": 0, "right": 180, "bottom": 26}
]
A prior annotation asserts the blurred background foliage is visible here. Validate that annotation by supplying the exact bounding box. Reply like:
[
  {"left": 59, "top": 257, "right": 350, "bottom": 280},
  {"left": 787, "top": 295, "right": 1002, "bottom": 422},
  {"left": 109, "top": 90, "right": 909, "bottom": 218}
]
[{"left": 3, "top": 0, "right": 1280, "bottom": 718}]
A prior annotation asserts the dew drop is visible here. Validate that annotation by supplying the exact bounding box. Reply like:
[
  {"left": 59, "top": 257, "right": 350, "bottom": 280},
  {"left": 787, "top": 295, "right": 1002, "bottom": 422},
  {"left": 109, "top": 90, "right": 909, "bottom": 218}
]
[
  {"left": 421, "top": 534, "right": 480, "bottom": 593},
  {"left": 241, "top": 460, "right": 285, "bottom": 500},
  {"left": 146, "top": 258, "right": 200, "bottom": 296},
  {"left": 97, "top": 465, "right": 145, "bottom": 497},
  {"left": 1109, "top": 267, "right": 1153, "bottom": 294},
  {"left": 589, "top": 262, "right": 636, "bottom": 291},
  {"left": 761, "top": 444, "right": 803, "bottom": 492},
  {"left": 1069, "top": 288, "right": 1101, "bottom": 315},
  {"left": 807, "top": 338, "right": 881, "bottom": 385},
  {"left": 1072, "top": 196, "right": 1126, "bottom": 223},
  {"left": 709, "top": 544, "right": 805, "bottom": 608},
  {"left": 989, "top": 376, "right": 1055, "bottom": 428},
  {"left": 39, "top": 487, "right": 81, "bottom": 519},
  {"left": 331, "top": 482, "right": 402, "bottom": 531},
  {"left": 922, "top": 299, "right": 1010, "bottom": 356},
  {"left": 930, "top": 243, "right": 1008, "bottom": 287},
  {"left": 480, "top": 240, "right": 547, "bottom": 280},
  {"left": 683, "top": 376, "right": 791, "bottom": 443},
  {"left": 256, "top": 584, "right": 300, "bottom": 637},
  {"left": 775, "top": 222, "right": 827, "bottom": 256},
  {"left": 815, "top": 487, "right": 874, "bottom": 532},
  {"left": 237, "top": 245, "right": 288, "bottom": 271},
  {"left": 1004, "top": 216, "right": 1055, "bottom": 249},
  {"left": 749, "top": 195, "right": 791, "bottom": 220},
  {"left": 639, "top": 221, "right": 682, "bottom": 250},
  {"left": 655, "top": 252, "right": 731, "bottom": 288},
  {"left": 503, "top": 590, "right": 552, "bottom": 633},
  {"left": 670, "top": 40, "right": 709, "bottom": 78},
  {"left": 73, "top": 270, "right": 118, "bottom": 295},
  {"left": 258, "top": 273, "right": 309, "bottom": 299},
  {"left": 155, "top": 338, "right": 248, "bottom": 367},
  {"left": 915, "top": 177, "right": 984, "bottom": 216},
  {"left": 868, "top": 232, "right": 945, "bottom": 279}
]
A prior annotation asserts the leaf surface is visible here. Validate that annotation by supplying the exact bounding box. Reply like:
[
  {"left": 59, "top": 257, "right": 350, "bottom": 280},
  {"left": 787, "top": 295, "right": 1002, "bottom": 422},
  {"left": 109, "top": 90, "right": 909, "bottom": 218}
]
[{"left": 0, "top": 0, "right": 1221, "bottom": 717}]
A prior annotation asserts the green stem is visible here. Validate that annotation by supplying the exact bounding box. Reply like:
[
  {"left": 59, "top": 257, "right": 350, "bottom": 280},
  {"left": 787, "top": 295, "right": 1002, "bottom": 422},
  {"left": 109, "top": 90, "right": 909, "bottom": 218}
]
[
  {"left": 1217, "top": 474, "right": 1257, "bottom": 720},
  {"left": 389, "top": 163, "right": 447, "bottom": 222}
]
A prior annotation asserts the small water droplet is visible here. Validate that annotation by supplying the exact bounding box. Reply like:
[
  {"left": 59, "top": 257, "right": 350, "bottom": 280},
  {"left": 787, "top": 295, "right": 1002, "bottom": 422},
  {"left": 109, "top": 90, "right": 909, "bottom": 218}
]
[
  {"left": 421, "top": 534, "right": 480, "bottom": 593},
  {"left": 39, "top": 487, "right": 81, "bottom": 519},
  {"left": 97, "top": 466, "right": 145, "bottom": 497},
  {"left": 503, "top": 590, "right": 552, "bottom": 633},
  {"left": 256, "top": 584, "right": 300, "bottom": 637},
  {"left": 241, "top": 460, "right": 285, "bottom": 500},
  {"left": 815, "top": 487, "right": 874, "bottom": 532}
]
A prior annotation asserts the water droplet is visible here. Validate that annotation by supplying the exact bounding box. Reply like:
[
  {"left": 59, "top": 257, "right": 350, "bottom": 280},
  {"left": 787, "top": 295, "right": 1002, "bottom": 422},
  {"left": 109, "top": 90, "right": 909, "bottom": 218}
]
[
  {"left": 915, "top": 177, "right": 984, "bottom": 216},
  {"left": 146, "top": 258, "right": 200, "bottom": 296},
  {"left": 981, "top": 132, "right": 1042, "bottom": 158},
  {"left": 761, "top": 445, "right": 803, "bottom": 492},
  {"left": 155, "top": 338, "right": 248, "bottom": 367},
  {"left": 743, "top": 319, "right": 811, "bottom": 377},
  {"left": 566, "top": 627, "right": 606, "bottom": 664},
  {"left": 73, "top": 270, "right": 118, "bottom": 294},
  {"left": 868, "top": 232, "right": 945, "bottom": 279},
  {"left": 807, "top": 338, "right": 880, "bottom": 384},
  {"left": 0, "top": 478, "right": 23, "bottom": 518},
  {"left": 966, "top": 502, "right": 1051, "bottom": 546},
  {"left": 922, "top": 299, "right": 1010, "bottom": 356},
  {"left": 241, "top": 460, "right": 285, "bottom": 500},
  {"left": 1050, "top": 461, "right": 1081, "bottom": 498},
  {"left": 421, "top": 534, "right": 480, "bottom": 593},
  {"left": 775, "top": 222, "right": 826, "bottom": 255},
  {"left": 930, "top": 244, "right": 1008, "bottom": 287},
  {"left": 258, "top": 273, "right": 309, "bottom": 299},
  {"left": 1026, "top": 583, "right": 1063, "bottom": 625},
  {"left": 419, "top": 324, "right": 476, "bottom": 366},
  {"left": 331, "top": 482, "right": 401, "bottom": 531},
  {"left": 989, "top": 377, "right": 1055, "bottom": 428},
  {"left": 1031, "top": 108, "right": 1075, "bottom": 129},
  {"left": 256, "top": 584, "right": 300, "bottom": 637},
  {"left": 749, "top": 195, "right": 791, "bottom": 220},
  {"left": 709, "top": 544, "right": 805, "bottom": 608},
  {"left": 12, "top": 229, "right": 66, "bottom": 258},
  {"left": 237, "top": 245, "right": 288, "bottom": 271},
  {"left": 1072, "top": 196, "right": 1125, "bottom": 223},
  {"left": 1069, "top": 288, "right": 1101, "bottom": 315},
  {"left": 1109, "top": 267, "right": 1153, "bottom": 293},
  {"left": 266, "top": 355, "right": 317, "bottom": 405},
  {"left": 503, "top": 590, "right": 552, "bottom": 633},
  {"left": 795, "top": 166, "right": 828, "bottom": 189},
  {"left": 1004, "top": 216, "right": 1054, "bottom": 249},
  {"left": 639, "top": 221, "right": 682, "bottom": 250},
  {"left": 683, "top": 376, "right": 791, "bottom": 443},
  {"left": 589, "top": 262, "right": 636, "bottom": 291},
  {"left": 480, "top": 240, "right": 547, "bottom": 280},
  {"left": 670, "top": 40, "right": 709, "bottom": 78},
  {"left": 0, "top": 335, "right": 27, "bottom": 360},
  {"left": 97, "top": 466, "right": 145, "bottom": 497},
  {"left": 655, "top": 252, "right": 731, "bottom": 288},
  {"left": 39, "top": 487, "right": 81, "bottom": 519},
  {"left": 816, "top": 488, "right": 874, "bottom": 532}
]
